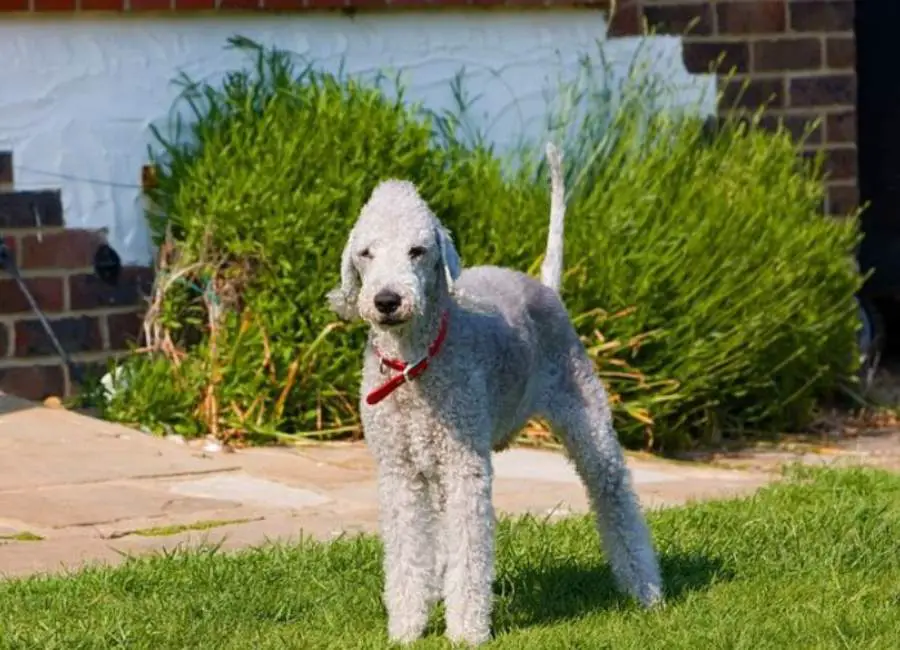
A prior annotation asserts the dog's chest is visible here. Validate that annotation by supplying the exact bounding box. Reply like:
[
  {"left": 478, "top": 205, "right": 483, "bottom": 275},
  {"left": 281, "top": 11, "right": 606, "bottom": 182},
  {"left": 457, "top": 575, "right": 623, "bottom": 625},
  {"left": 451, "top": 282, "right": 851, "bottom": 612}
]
[
  {"left": 369, "top": 393, "right": 451, "bottom": 471},
  {"left": 363, "top": 379, "right": 470, "bottom": 473}
]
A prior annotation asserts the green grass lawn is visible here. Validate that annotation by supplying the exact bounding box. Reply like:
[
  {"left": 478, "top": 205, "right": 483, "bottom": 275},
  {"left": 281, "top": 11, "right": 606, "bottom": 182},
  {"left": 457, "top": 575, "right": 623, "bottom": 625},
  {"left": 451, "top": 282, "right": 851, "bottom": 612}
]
[{"left": 2, "top": 467, "right": 900, "bottom": 649}]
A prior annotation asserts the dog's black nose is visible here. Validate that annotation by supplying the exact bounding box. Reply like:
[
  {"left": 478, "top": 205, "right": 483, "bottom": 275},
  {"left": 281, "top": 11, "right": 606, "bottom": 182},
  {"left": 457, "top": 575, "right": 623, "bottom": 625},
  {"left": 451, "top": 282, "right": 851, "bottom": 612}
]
[{"left": 374, "top": 289, "right": 402, "bottom": 315}]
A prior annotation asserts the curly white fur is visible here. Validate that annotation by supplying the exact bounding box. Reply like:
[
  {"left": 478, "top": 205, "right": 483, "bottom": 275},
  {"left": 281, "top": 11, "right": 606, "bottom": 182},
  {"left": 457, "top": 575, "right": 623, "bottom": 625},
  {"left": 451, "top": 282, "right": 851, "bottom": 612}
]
[
  {"left": 328, "top": 144, "right": 663, "bottom": 646},
  {"left": 540, "top": 142, "right": 566, "bottom": 293}
]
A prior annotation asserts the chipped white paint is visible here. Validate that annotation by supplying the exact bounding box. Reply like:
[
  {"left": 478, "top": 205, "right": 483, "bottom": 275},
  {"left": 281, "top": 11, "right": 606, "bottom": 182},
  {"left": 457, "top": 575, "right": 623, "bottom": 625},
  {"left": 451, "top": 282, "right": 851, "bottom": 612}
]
[{"left": 0, "top": 14, "right": 713, "bottom": 265}]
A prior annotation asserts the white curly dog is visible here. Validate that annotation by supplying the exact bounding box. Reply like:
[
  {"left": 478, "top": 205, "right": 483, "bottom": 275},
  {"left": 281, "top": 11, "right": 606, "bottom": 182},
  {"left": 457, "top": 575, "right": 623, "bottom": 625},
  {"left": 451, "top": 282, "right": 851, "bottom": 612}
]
[{"left": 328, "top": 144, "right": 663, "bottom": 646}]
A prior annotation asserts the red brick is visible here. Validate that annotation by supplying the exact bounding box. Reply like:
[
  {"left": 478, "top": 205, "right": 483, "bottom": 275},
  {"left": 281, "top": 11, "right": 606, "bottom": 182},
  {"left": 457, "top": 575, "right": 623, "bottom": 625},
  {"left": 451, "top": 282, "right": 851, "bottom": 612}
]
[
  {"left": 485, "top": 0, "right": 543, "bottom": 5},
  {"left": 19, "top": 230, "right": 104, "bottom": 271},
  {"left": 821, "top": 146, "right": 857, "bottom": 181},
  {"left": 826, "top": 110, "right": 855, "bottom": 144},
  {"left": 0, "top": 277, "right": 65, "bottom": 314},
  {"left": 33, "top": 0, "right": 75, "bottom": 9},
  {"left": 81, "top": 0, "right": 124, "bottom": 8},
  {"left": 107, "top": 312, "right": 144, "bottom": 350},
  {"left": 789, "top": 1, "right": 854, "bottom": 32},
  {"left": 69, "top": 267, "right": 153, "bottom": 311},
  {"left": 827, "top": 183, "right": 859, "bottom": 216},
  {"left": 607, "top": 3, "right": 641, "bottom": 37},
  {"left": 351, "top": 0, "right": 399, "bottom": 7},
  {"left": 0, "top": 0, "right": 28, "bottom": 10},
  {"left": 0, "top": 365, "right": 66, "bottom": 401},
  {"left": 0, "top": 151, "right": 11, "bottom": 186},
  {"left": 219, "top": 0, "right": 260, "bottom": 8},
  {"left": 805, "top": 146, "right": 856, "bottom": 182},
  {"left": 717, "top": 1, "right": 786, "bottom": 34},
  {"left": 72, "top": 360, "right": 109, "bottom": 379},
  {"left": 130, "top": 0, "right": 171, "bottom": 8},
  {"left": 722, "top": 78, "right": 785, "bottom": 110},
  {"left": 14, "top": 316, "right": 103, "bottom": 357},
  {"left": 759, "top": 113, "right": 823, "bottom": 145},
  {"left": 826, "top": 36, "right": 855, "bottom": 69},
  {"left": 174, "top": 0, "right": 214, "bottom": 7},
  {"left": 642, "top": 3, "right": 713, "bottom": 36},
  {"left": 0, "top": 191, "right": 63, "bottom": 229},
  {"left": 682, "top": 41, "right": 749, "bottom": 74},
  {"left": 789, "top": 74, "right": 855, "bottom": 108},
  {"left": 752, "top": 37, "right": 822, "bottom": 72},
  {"left": 1, "top": 235, "right": 16, "bottom": 264}
]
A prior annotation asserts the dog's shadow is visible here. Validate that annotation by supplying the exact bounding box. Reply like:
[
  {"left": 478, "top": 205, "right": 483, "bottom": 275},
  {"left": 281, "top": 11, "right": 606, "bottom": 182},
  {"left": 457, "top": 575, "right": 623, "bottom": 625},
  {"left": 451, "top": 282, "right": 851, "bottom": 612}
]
[{"left": 490, "top": 551, "right": 731, "bottom": 630}]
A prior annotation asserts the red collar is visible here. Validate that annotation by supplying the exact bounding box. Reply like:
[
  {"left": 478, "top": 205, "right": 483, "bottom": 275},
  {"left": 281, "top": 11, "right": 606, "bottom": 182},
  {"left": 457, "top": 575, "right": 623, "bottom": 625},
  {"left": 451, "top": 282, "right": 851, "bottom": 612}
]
[{"left": 366, "top": 312, "right": 450, "bottom": 406}]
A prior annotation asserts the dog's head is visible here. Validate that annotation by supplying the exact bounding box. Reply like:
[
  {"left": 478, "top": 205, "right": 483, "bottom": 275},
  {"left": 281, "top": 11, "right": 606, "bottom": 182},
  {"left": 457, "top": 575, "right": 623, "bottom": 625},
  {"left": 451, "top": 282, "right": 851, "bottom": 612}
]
[{"left": 327, "top": 180, "right": 461, "bottom": 329}]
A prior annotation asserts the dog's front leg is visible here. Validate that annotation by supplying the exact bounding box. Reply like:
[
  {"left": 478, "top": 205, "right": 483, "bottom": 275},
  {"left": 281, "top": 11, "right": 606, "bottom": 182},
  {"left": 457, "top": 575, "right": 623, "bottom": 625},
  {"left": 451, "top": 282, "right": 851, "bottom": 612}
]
[
  {"left": 442, "top": 443, "right": 494, "bottom": 646},
  {"left": 427, "top": 478, "right": 447, "bottom": 608},
  {"left": 377, "top": 466, "right": 434, "bottom": 644}
]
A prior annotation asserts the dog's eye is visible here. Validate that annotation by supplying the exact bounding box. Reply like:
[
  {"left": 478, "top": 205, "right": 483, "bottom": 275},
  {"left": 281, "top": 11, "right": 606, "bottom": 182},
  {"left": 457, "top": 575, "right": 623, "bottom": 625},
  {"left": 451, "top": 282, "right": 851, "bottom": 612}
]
[
  {"left": 359, "top": 248, "right": 372, "bottom": 260},
  {"left": 408, "top": 246, "right": 427, "bottom": 260}
]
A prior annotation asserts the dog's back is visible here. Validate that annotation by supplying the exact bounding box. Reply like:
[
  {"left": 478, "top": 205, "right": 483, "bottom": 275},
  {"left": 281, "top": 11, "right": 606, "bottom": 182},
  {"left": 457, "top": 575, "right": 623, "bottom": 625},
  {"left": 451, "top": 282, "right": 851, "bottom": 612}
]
[
  {"left": 449, "top": 264, "right": 583, "bottom": 448},
  {"left": 425, "top": 143, "right": 573, "bottom": 447}
]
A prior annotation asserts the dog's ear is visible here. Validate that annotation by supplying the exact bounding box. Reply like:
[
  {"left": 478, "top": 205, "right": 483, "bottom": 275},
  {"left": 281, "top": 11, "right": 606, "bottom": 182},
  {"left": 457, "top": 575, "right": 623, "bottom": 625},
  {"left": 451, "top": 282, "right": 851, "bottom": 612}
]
[
  {"left": 436, "top": 225, "right": 461, "bottom": 293},
  {"left": 327, "top": 232, "right": 361, "bottom": 321}
]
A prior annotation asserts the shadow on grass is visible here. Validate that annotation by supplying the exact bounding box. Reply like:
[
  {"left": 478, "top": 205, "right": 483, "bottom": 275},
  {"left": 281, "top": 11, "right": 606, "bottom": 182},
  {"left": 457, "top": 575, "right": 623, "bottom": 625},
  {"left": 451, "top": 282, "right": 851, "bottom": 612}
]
[{"left": 493, "top": 551, "right": 731, "bottom": 630}]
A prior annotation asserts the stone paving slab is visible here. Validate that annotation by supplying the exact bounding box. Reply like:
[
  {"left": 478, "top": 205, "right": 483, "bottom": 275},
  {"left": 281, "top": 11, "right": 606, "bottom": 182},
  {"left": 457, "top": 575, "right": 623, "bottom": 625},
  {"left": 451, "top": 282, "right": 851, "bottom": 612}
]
[
  {"left": 0, "top": 397, "right": 239, "bottom": 490},
  {"left": 0, "top": 397, "right": 852, "bottom": 580},
  {"left": 169, "top": 475, "right": 332, "bottom": 510},
  {"left": 690, "top": 430, "right": 900, "bottom": 474},
  {"left": 0, "top": 511, "right": 372, "bottom": 579},
  {"left": 231, "top": 446, "right": 376, "bottom": 490},
  {"left": 0, "top": 482, "right": 241, "bottom": 529}
]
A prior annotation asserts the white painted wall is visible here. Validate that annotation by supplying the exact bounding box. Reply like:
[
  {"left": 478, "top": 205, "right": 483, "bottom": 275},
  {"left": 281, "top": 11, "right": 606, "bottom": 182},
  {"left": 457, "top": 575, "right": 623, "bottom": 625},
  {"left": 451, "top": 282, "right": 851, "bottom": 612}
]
[{"left": 0, "top": 14, "right": 714, "bottom": 265}]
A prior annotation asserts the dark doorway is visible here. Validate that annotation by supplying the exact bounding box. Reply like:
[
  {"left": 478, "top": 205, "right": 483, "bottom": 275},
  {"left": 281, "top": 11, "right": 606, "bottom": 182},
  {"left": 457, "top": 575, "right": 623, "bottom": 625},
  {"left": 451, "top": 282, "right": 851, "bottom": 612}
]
[{"left": 856, "top": 1, "right": 900, "bottom": 298}]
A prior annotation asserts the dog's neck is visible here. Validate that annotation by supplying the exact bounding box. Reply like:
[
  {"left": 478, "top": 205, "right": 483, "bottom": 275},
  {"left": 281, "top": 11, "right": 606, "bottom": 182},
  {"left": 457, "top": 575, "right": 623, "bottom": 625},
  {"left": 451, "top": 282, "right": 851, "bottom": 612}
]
[{"left": 370, "top": 291, "right": 452, "bottom": 362}]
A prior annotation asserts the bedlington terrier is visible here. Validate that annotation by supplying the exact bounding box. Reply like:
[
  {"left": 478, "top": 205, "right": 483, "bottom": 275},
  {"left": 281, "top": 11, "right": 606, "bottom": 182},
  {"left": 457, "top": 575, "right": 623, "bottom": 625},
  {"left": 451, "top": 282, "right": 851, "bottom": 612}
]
[{"left": 328, "top": 144, "right": 663, "bottom": 646}]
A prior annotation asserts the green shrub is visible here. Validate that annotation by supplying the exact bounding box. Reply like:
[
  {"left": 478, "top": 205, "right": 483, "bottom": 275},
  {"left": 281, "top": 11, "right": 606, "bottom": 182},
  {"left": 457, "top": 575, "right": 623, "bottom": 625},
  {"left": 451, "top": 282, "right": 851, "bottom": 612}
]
[
  {"left": 101, "top": 37, "right": 862, "bottom": 450},
  {"left": 561, "top": 114, "right": 861, "bottom": 448}
]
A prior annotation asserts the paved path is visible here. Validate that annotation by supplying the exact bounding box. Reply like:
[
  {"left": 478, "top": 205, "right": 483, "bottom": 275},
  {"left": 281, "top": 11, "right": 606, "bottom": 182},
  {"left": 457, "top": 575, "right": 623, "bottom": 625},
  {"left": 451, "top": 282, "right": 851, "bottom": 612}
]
[{"left": 0, "top": 392, "right": 887, "bottom": 579}]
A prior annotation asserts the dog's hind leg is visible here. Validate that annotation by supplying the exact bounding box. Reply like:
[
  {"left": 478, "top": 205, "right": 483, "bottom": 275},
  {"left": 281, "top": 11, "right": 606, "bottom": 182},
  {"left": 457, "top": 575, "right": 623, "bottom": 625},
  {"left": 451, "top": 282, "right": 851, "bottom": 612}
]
[{"left": 542, "top": 361, "right": 663, "bottom": 608}]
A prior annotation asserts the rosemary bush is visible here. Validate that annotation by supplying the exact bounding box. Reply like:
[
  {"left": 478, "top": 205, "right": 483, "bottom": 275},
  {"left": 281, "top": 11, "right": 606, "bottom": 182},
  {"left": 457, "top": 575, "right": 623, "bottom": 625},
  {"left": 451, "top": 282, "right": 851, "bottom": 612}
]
[{"left": 100, "top": 38, "right": 861, "bottom": 450}]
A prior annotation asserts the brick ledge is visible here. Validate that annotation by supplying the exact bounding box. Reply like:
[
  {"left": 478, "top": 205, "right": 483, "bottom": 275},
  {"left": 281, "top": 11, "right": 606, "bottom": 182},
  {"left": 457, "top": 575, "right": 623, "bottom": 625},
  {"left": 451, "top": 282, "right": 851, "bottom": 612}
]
[{"left": 1, "top": 0, "right": 618, "bottom": 13}]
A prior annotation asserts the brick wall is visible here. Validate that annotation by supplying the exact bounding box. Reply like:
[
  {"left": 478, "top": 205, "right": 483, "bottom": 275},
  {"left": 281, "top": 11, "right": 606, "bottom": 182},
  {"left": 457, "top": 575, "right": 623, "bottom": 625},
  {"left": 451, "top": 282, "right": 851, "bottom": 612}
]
[
  {"left": 0, "top": 0, "right": 614, "bottom": 12},
  {"left": 628, "top": 0, "right": 858, "bottom": 216},
  {"left": 0, "top": 152, "right": 151, "bottom": 400},
  {"left": 0, "top": 0, "right": 629, "bottom": 402},
  {"left": 0, "top": 0, "right": 858, "bottom": 399},
  {"left": 0, "top": 0, "right": 858, "bottom": 218}
]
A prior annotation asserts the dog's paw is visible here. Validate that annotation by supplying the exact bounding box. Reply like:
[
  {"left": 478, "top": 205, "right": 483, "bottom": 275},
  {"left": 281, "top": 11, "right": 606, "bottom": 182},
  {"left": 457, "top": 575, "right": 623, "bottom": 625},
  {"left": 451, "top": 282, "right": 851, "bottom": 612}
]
[
  {"left": 637, "top": 581, "right": 665, "bottom": 609},
  {"left": 446, "top": 617, "right": 491, "bottom": 648},
  {"left": 388, "top": 630, "right": 424, "bottom": 646},
  {"left": 387, "top": 616, "right": 428, "bottom": 646},
  {"left": 446, "top": 628, "right": 492, "bottom": 648}
]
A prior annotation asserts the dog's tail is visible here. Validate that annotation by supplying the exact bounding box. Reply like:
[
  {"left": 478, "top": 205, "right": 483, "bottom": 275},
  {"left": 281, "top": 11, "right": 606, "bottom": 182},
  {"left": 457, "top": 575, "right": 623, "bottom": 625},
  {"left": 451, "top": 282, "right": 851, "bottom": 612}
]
[{"left": 540, "top": 142, "right": 566, "bottom": 293}]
